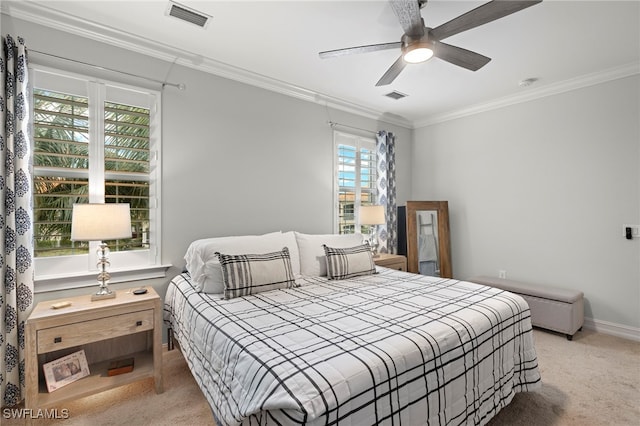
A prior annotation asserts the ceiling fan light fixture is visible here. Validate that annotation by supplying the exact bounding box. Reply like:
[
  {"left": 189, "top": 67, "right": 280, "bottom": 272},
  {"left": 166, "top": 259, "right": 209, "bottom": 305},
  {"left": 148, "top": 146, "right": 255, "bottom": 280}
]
[{"left": 403, "top": 43, "right": 434, "bottom": 64}]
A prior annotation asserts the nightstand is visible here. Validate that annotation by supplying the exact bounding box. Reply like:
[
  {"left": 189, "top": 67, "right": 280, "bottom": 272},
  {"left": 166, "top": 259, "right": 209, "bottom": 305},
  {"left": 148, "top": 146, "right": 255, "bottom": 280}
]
[
  {"left": 25, "top": 287, "right": 163, "bottom": 417},
  {"left": 374, "top": 253, "right": 408, "bottom": 271}
]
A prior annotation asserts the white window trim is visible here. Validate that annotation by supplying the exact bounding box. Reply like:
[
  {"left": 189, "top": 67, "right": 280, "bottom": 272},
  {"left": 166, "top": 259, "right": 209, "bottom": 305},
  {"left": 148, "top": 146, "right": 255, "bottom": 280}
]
[
  {"left": 31, "top": 65, "right": 167, "bottom": 289},
  {"left": 333, "top": 130, "right": 377, "bottom": 233},
  {"left": 35, "top": 264, "right": 172, "bottom": 294}
]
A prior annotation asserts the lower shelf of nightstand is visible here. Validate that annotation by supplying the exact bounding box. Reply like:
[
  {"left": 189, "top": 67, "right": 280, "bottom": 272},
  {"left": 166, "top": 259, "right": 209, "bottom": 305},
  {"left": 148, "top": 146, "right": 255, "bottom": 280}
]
[{"left": 36, "top": 350, "right": 154, "bottom": 408}]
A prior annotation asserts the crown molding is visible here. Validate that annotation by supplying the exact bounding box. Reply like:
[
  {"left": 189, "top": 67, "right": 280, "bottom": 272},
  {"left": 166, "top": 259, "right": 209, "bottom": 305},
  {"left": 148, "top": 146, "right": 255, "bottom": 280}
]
[
  {"left": 183, "top": 55, "right": 413, "bottom": 128},
  {"left": 2, "top": 1, "right": 181, "bottom": 62},
  {"left": 414, "top": 62, "right": 640, "bottom": 128},
  {"left": 1, "top": 1, "right": 413, "bottom": 129}
]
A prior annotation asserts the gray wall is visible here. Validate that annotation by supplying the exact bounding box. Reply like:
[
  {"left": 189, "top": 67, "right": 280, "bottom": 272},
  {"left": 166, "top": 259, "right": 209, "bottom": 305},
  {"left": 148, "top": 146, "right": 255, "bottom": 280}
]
[
  {"left": 161, "top": 64, "right": 413, "bottom": 281},
  {"left": 1, "top": 15, "right": 412, "bottom": 302},
  {"left": 412, "top": 75, "right": 640, "bottom": 330}
]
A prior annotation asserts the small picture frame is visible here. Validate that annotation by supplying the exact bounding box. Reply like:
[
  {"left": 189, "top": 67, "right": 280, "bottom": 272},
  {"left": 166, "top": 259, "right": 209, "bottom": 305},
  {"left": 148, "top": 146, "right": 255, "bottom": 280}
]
[{"left": 43, "top": 349, "right": 90, "bottom": 392}]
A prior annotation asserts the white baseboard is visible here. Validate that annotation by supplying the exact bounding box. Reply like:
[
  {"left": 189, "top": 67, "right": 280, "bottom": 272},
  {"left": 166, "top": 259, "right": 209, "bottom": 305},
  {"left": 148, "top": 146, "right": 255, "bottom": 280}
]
[{"left": 583, "top": 317, "right": 640, "bottom": 342}]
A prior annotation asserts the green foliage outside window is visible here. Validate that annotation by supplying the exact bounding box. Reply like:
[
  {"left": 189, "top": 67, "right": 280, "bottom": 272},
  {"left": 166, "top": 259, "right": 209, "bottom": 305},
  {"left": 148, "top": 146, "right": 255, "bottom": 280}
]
[{"left": 34, "top": 90, "right": 150, "bottom": 257}]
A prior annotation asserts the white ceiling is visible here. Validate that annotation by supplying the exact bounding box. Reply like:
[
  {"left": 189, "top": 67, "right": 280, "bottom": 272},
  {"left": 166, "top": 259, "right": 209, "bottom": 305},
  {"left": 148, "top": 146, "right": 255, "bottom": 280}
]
[{"left": 4, "top": 0, "right": 640, "bottom": 127}]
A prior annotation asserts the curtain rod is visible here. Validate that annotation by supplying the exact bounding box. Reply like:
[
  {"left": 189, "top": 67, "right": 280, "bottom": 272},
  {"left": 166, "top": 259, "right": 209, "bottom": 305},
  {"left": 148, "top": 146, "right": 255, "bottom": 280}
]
[
  {"left": 30, "top": 49, "right": 186, "bottom": 90},
  {"left": 328, "top": 121, "right": 378, "bottom": 135}
]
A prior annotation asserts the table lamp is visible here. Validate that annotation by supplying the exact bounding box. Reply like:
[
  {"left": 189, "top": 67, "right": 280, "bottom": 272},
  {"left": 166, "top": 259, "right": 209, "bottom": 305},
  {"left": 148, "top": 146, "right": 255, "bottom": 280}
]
[
  {"left": 71, "top": 203, "right": 132, "bottom": 301},
  {"left": 359, "top": 205, "right": 385, "bottom": 257}
]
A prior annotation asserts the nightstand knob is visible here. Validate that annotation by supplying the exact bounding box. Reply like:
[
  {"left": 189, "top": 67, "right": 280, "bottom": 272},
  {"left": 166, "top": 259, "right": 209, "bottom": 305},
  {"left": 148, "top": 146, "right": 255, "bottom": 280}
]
[
  {"left": 54, "top": 337, "right": 62, "bottom": 343},
  {"left": 136, "top": 320, "right": 143, "bottom": 326}
]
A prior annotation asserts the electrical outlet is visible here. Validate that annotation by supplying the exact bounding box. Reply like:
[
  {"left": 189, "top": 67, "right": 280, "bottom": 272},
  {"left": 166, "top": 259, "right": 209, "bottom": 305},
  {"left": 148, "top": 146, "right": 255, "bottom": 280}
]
[{"left": 499, "top": 270, "right": 506, "bottom": 279}]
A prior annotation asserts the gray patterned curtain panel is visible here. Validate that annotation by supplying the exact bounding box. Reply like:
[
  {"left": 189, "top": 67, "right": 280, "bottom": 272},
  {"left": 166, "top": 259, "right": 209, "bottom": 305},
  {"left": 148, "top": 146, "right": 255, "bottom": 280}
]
[
  {"left": 376, "top": 131, "right": 397, "bottom": 254},
  {"left": 1, "top": 35, "right": 35, "bottom": 407}
]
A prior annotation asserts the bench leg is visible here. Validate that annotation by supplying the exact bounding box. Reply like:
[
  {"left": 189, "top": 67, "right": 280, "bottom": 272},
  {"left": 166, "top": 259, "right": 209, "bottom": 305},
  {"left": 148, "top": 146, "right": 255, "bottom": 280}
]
[{"left": 566, "top": 334, "right": 573, "bottom": 341}]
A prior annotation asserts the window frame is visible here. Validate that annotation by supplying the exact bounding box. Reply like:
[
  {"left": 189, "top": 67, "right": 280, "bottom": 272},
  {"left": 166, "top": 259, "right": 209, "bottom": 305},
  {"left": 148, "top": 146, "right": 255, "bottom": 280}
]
[
  {"left": 31, "top": 65, "right": 166, "bottom": 292},
  {"left": 333, "top": 130, "right": 378, "bottom": 234}
]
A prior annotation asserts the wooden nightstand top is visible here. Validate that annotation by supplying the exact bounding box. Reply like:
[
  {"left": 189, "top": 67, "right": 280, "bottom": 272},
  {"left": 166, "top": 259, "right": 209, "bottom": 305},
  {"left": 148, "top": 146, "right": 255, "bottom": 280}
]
[
  {"left": 374, "top": 253, "right": 407, "bottom": 271},
  {"left": 28, "top": 287, "right": 159, "bottom": 322}
]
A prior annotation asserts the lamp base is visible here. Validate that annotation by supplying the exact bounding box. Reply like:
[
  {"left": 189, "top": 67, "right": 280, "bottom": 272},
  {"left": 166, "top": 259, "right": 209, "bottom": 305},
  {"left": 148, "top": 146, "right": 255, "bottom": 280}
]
[
  {"left": 91, "top": 291, "right": 116, "bottom": 301},
  {"left": 92, "top": 243, "right": 116, "bottom": 302}
]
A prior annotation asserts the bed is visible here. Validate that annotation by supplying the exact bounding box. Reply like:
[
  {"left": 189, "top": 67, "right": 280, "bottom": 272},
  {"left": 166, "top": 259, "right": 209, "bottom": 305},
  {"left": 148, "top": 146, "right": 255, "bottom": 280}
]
[{"left": 164, "top": 232, "right": 541, "bottom": 425}]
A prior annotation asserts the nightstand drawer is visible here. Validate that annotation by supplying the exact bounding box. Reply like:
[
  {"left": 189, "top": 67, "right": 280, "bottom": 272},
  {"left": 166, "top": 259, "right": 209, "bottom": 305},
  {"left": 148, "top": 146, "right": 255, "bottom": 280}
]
[{"left": 37, "top": 309, "right": 154, "bottom": 353}]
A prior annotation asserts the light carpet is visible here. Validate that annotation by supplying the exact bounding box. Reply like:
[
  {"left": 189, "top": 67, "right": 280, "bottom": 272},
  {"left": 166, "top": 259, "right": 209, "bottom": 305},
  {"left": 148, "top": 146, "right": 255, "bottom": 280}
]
[{"left": 4, "top": 328, "right": 639, "bottom": 425}]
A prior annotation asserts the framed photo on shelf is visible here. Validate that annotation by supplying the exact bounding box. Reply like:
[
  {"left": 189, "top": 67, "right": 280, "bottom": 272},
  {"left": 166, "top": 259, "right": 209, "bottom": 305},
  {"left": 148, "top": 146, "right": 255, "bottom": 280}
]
[{"left": 43, "top": 349, "right": 90, "bottom": 392}]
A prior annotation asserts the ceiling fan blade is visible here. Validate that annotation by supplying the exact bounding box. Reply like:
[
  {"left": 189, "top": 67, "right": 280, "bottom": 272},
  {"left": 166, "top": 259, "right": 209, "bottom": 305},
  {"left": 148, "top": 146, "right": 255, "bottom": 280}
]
[
  {"left": 430, "top": 0, "right": 542, "bottom": 41},
  {"left": 434, "top": 41, "right": 491, "bottom": 71},
  {"left": 376, "top": 55, "right": 406, "bottom": 86},
  {"left": 389, "top": 0, "right": 425, "bottom": 37},
  {"left": 319, "top": 41, "right": 402, "bottom": 59}
]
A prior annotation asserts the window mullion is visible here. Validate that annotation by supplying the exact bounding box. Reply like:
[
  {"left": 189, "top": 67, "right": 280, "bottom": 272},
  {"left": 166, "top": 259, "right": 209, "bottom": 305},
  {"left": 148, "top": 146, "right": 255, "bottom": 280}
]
[
  {"left": 88, "top": 81, "right": 106, "bottom": 203},
  {"left": 147, "top": 93, "right": 161, "bottom": 262},
  {"left": 354, "top": 143, "right": 363, "bottom": 232}
]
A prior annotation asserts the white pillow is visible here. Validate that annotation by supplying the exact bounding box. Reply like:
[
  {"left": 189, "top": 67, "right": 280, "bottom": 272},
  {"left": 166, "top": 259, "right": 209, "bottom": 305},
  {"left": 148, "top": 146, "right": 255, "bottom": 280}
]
[
  {"left": 295, "top": 232, "right": 364, "bottom": 276},
  {"left": 281, "top": 231, "right": 300, "bottom": 275},
  {"left": 184, "top": 231, "right": 301, "bottom": 293}
]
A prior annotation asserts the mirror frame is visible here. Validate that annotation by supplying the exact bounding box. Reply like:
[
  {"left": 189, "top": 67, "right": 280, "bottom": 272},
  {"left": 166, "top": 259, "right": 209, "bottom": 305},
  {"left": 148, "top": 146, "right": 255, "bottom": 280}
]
[{"left": 406, "top": 201, "right": 452, "bottom": 278}]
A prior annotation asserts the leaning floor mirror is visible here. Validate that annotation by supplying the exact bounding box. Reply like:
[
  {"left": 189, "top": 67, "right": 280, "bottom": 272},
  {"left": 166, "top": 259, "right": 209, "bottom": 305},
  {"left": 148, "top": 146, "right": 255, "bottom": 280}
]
[{"left": 406, "top": 201, "right": 452, "bottom": 278}]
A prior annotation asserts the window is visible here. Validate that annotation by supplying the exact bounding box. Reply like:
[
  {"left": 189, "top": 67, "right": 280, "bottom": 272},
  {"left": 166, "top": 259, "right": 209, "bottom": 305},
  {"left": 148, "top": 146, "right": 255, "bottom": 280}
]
[
  {"left": 32, "top": 67, "right": 162, "bottom": 287},
  {"left": 334, "top": 131, "right": 377, "bottom": 234}
]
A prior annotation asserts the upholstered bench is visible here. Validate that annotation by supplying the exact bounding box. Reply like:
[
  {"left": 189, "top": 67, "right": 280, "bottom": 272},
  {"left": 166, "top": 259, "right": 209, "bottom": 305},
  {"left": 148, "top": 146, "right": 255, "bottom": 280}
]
[{"left": 470, "top": 276, "right": 584, "bottom": 340}]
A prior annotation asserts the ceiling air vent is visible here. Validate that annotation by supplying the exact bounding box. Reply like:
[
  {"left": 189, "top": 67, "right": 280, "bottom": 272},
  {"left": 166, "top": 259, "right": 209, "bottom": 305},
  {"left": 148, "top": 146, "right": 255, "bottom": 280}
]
[
  {"left": 384, "top": 91, "right": 408, "bottom": 100},
  {"left": 166, "top": 1, "right": 211, "bottom": 28}
]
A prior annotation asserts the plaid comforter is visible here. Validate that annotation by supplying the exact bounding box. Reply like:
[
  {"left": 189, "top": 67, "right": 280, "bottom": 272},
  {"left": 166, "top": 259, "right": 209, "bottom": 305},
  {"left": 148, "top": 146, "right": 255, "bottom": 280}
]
[{"left": 164, "top": 268, "right": 541, "bottom": 426}]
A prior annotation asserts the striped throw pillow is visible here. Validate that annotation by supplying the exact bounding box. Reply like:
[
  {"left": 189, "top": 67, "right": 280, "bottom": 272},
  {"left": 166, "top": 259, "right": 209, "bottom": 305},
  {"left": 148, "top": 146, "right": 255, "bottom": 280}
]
[
  {"left": 323, "top": 243, "right": 376, "bottom": 280},
  {"left": 216, "top": 247, "right": 296, "bottom": 299}
]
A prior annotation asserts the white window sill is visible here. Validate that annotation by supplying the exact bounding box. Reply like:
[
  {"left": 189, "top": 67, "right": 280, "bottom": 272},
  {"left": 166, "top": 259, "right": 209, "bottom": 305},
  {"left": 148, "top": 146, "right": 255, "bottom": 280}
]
[{"left": 35, "top": 264, "right": 173, "bottom": 294}]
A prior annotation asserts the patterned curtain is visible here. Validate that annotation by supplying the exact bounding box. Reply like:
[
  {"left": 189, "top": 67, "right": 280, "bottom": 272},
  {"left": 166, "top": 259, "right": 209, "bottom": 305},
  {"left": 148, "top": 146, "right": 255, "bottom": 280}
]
[
  {"left": 376, "top": 131, "right": 397, "bottom": 254},
  {"left": 1, "top": 35, "right": 34, "bottom": 407}
]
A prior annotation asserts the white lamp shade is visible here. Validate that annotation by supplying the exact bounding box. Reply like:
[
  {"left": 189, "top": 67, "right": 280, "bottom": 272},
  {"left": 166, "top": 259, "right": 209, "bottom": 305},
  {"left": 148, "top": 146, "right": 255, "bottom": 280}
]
[
  {"left": 71, "top": 203, "right": 132, "bottom": 241},
  {"left": 360, "top": 205, "right": 385, "bottom": 225}
]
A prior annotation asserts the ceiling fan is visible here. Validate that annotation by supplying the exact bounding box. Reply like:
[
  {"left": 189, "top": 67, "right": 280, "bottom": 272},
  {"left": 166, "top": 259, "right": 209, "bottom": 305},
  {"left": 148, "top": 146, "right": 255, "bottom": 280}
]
[{"left": 319, "top": 0, "right": 542, "bottom": 86}]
